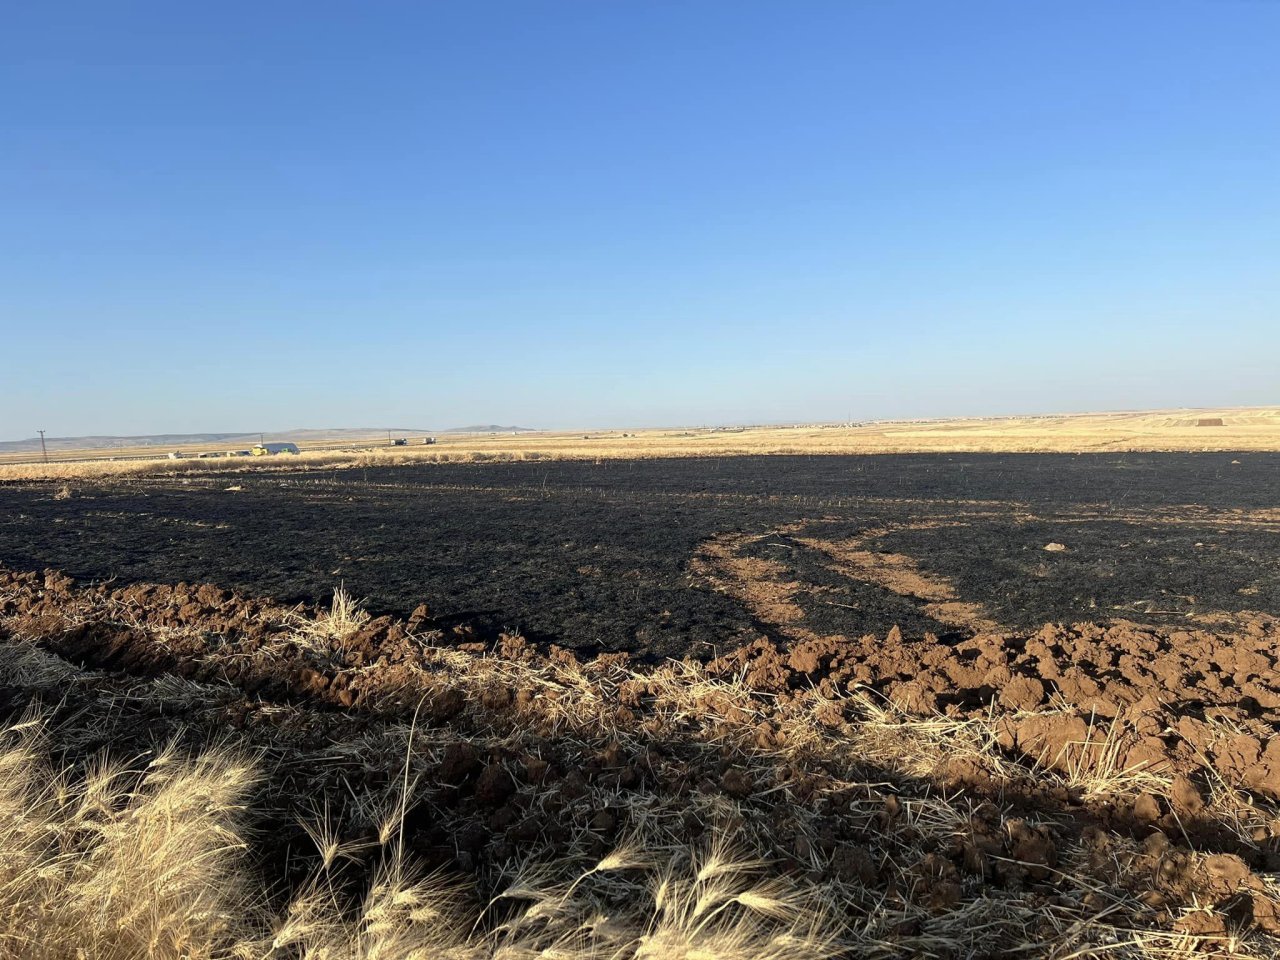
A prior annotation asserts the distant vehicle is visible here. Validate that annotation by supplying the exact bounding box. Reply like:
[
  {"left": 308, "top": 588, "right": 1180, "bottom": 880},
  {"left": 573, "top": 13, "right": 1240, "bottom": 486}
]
[
  {"left": 198, "top": 452, "right": 221, "bottom": 459},
  {"left": 227, "top": 450, "right": 251, "bottom": 457},
  {"left": 167, "top": 451, "right": 183, "bottom": 459},
  {"left": 251, "top": 442, "right": 300, "bottom": 456},
  {"left": 423, "top": 437, "right": 437, "bottom": 445},
  {"left": 391, "top": 438, "right": 408, "bottom": 446}
]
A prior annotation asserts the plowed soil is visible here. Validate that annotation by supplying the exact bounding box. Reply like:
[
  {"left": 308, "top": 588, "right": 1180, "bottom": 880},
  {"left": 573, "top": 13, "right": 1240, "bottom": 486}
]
[{"left": 2, "top": 564, "right": 1279, "bottom": 950}]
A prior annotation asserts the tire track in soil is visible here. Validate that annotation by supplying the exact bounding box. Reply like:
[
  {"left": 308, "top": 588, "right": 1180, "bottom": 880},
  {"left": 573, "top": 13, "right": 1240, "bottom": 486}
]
[{"left": 691, "top": 520, "right": 1003, "bottom": 641}]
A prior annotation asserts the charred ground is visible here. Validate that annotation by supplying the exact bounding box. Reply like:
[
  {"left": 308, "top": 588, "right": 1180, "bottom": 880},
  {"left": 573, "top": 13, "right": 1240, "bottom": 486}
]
[{"left": 0, "top": 453, "right": 1276, "bottom": 658}]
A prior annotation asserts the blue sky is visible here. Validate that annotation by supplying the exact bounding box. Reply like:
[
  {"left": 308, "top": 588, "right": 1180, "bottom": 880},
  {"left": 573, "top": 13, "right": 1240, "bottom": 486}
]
[{"left": 2, "top": 1, "right": 1277, "bottom": 437}]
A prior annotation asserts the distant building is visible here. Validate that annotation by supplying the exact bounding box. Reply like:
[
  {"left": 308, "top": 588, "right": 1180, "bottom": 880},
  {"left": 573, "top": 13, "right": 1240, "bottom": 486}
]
[{"left": 251, "top": 442, "right": 300, "bottom": 456}]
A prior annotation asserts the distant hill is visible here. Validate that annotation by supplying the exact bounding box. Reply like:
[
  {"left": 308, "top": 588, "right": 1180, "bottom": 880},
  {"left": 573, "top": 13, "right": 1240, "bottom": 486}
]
[
  {"left": 0, "top": 433, "right": 258, "bottom": 454},
  {"left": 443, "top": 425, "right": 536, "bottom": 434},
  {"left": 0, "top": 428, "right": 433, "bottom": 454}
]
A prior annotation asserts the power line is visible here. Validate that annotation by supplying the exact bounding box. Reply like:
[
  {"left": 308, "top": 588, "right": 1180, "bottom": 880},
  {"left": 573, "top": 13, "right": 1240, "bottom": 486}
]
[{"left": 37, "top": 429, "right": 48, "bottom": 463}]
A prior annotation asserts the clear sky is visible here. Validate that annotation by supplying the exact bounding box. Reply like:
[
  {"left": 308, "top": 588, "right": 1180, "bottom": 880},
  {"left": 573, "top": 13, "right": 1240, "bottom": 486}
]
[{"left": 2, "top": 1, "right": 1277, "bottom": 438}]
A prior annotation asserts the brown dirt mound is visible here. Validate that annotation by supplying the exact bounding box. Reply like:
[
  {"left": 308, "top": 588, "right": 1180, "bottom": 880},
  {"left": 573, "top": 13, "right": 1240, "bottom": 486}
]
[{"left": 708, "top": 616, "right": 1280, "bottom": 804}]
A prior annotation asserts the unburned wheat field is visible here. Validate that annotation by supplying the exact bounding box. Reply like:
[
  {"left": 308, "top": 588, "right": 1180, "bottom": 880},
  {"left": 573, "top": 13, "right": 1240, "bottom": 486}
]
[{"left": 1, "top": 452, "right": 1279, "bottom": 958}]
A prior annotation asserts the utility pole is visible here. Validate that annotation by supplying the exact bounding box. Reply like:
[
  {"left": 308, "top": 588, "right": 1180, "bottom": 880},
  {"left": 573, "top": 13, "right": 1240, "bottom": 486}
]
[{"left": 37, "top": 430, "right": 48, "bottom": 463}]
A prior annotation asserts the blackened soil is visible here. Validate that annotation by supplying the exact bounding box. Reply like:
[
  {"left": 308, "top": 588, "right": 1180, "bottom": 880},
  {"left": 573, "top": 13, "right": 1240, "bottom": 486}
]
[{"left": 2, "top": 453, "right": 1277, "bottom": 658}]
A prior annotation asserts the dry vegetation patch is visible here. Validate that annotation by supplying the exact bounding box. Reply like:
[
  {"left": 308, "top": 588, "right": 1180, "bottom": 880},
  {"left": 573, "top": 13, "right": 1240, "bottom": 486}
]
[{"left": 0, "top": 566, "right": 1279, "bottom": 958}]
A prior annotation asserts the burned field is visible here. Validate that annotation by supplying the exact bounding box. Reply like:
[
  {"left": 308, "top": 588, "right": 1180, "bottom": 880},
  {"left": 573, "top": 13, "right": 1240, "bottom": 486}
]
[
  {"left": 1, "top": 453, "right": 1276, "bottom": 656},
  {"left": 2, "top": 453, "right": 1280, "bottom": 957}
]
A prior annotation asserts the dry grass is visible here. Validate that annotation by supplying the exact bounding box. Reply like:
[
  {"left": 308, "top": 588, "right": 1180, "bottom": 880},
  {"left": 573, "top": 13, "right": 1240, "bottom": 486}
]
[
  {"left": 1045, "top": 712, "right": 1174, "bottom": 802},
  {"left": 3, "top": 406, "right": 1277, "bottom": 481},
  {"left": 286, "top": 585, "right": 371, "bottom": 653},
  {"left": 0, "top": 718, "right": 259, "bottom": 959},
  {"left": 0, "top": 718, "right": 840, "bottom": 960},
  {"left": 4, "top": 697, "right": 1276, "bottom": 959}
]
